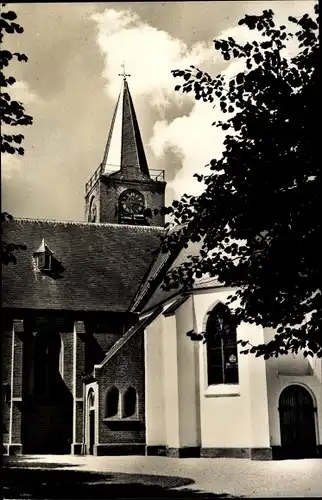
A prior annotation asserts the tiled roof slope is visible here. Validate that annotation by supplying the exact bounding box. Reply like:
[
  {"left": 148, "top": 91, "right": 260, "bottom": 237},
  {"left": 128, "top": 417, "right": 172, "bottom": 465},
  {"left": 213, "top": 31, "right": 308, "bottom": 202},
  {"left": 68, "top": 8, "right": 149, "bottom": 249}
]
[
  {"left": 130, "top": 247, "right": 175, "bottom": 312},
  {"left": 130, "top": 226, "right": 186, "bottom": 312},
  {"left": 2, "top": 219, "right": 163, "bottom": 312},
  {"left": 140, "top": 239, "right": 205, "bottom": 313}
]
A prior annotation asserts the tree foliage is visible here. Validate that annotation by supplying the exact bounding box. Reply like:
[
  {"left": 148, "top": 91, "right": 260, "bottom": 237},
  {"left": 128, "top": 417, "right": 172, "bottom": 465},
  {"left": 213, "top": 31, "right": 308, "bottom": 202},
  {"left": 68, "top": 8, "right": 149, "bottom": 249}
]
[
  {"left": 161, "top": 6, "right": 321, "bottom": 358},
  {"left": 1, "top": 4, "right": 31, "bottom": 264}
]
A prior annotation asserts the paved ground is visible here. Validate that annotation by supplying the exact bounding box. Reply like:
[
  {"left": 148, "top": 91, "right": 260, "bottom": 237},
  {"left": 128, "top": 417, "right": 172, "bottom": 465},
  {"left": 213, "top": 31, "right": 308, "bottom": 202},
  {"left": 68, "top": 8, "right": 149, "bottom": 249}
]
[{"left": 3, "top": 454, "right": 322, "bottom": 498}]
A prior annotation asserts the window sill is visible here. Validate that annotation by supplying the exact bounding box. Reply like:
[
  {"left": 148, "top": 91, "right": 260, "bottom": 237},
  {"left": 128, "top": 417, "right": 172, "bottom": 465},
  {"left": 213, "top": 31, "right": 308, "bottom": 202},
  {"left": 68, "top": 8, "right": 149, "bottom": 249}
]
[
  {"left": 103, "top": 418, "right": 143, "bottom": 431},
  {"left": 103, "top": 417, "right": 140, "bottom": 422},
  {"left": 204, "top": 384, "right": 240, "bottom": 398}
]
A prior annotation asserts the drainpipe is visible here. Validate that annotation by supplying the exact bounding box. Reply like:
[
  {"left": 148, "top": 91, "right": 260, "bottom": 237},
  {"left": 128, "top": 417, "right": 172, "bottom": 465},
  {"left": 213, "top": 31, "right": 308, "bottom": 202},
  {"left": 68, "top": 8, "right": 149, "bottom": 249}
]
[{"left": 82, "top": 380, "right": 86, "bottom": 455}]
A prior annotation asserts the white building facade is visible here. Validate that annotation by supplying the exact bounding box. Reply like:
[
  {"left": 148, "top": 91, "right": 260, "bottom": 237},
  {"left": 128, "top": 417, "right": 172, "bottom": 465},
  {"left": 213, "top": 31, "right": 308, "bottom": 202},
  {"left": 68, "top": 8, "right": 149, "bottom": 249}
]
[{"left": 144, "top": 285, "right": 322, "bottom": 460}]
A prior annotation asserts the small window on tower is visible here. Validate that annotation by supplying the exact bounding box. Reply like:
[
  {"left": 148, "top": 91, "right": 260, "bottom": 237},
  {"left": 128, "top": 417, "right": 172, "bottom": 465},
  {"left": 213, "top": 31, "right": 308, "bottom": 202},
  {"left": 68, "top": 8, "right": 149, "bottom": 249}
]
[{"left": 88, "top": 196, "right": 97, "bottom": 223}]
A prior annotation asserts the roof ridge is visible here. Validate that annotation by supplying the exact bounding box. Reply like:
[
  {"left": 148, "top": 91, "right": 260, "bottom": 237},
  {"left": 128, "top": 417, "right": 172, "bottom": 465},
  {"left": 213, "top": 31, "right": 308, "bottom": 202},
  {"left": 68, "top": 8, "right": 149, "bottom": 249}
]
[
  {"left": 102, "top": 88, "right": 122, "bottom": 171},
  {"left": 122, "top": 80, "right": 141, "bottom": 173},
  {"left": 7, "top": 218, "right": 165, "bottom": 232}
]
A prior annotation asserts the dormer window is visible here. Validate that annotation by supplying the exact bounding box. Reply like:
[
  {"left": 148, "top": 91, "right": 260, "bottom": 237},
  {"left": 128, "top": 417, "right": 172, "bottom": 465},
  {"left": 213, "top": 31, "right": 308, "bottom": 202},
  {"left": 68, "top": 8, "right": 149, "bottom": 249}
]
[
  {"left": 33, "top": 239, "right": 65, "bottom": 278},
  {"left": 34, "top": 239, "right": 54, "bottom": 272},
  {"left": 38, "top": 251, "right": 51, "bottom": 271}
]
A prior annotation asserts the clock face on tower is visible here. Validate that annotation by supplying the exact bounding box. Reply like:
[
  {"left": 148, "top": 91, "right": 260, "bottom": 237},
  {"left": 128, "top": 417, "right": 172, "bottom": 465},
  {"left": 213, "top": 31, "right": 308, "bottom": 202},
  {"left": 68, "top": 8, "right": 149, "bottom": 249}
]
[
  {"left": 88, "top": 197, "right": 97, "bottom": 223},
  {"left": 119, "top": 189, "right": 145, "bottom": 216}
]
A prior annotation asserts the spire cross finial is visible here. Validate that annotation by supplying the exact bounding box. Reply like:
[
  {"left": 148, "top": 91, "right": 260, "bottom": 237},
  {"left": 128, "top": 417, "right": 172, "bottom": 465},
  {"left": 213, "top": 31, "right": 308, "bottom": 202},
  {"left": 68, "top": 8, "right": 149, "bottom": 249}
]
[{"left": 118, "top": 62, "right": 131, "bottom": 80}]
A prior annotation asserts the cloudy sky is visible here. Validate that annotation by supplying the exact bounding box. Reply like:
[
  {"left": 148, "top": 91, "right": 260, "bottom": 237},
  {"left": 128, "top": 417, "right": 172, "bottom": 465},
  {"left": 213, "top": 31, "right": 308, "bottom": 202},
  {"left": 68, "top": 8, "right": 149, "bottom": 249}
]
[{"left": 2, "top": 1, "right": 315, "bottom": 221}]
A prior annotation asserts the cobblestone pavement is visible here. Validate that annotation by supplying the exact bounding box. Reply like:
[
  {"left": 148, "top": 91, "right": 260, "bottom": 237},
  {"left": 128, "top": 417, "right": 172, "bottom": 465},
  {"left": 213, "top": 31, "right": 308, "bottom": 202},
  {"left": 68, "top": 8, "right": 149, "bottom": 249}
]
[{"left": 4, "top": 454, "right": 322, "bottom": 498}]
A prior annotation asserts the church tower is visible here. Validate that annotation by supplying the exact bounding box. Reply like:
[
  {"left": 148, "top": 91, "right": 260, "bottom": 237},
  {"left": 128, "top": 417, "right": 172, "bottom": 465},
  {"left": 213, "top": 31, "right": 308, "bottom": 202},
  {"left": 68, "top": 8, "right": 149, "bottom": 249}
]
[{"left": 85, "top": 70, "right": 166, "bottom": 226}]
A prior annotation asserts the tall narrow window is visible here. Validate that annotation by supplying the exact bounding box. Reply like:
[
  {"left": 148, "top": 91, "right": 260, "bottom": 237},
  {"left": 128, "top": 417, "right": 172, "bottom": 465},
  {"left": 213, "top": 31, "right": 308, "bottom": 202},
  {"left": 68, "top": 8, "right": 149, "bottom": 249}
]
[
  {"left": 105, "top": 386, "right": 119, "bottom": 418},
  {"left": 33, "top": 330, "right": 61, "bottom": 399},
  {"left": 88, "top": 196, "right": 97, "bottom": 223},
  {"left": 59, "top": 335, "right": 64, "bottom": 378},
  {"left": 88, "top": 389, "right": 95, "bottom": 409},
  {"left": 123, "top": 387, "right": 137, "bottom": 417},
  {"left": 206, "top": 303, "right": 239, "bottom": 386}
]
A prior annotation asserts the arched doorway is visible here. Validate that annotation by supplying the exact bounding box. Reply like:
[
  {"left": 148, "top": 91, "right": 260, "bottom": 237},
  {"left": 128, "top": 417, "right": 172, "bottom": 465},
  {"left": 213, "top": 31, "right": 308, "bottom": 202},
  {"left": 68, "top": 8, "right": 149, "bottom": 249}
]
[
  {"left": 279, "top": 384, "right": 317, "bottom": 459},
  {"left": 87, "top": 389, "right": 95, "bottom": 455}
]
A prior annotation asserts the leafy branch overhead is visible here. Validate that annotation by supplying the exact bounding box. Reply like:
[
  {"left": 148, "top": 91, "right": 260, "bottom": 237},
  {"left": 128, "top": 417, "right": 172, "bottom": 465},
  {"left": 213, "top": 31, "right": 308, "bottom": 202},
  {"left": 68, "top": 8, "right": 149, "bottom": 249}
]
[
  {"left": 0, "top": 6, "right": 33, "bottom": 155},
  {"left": 1, "top": 212, "right": 26, "bottom": 264},
  {"left": 161, "top": 6, "right": 321, "bottom": 358},
  {"left": 1, "top": 5, "right": 31, "bottom": 265}
]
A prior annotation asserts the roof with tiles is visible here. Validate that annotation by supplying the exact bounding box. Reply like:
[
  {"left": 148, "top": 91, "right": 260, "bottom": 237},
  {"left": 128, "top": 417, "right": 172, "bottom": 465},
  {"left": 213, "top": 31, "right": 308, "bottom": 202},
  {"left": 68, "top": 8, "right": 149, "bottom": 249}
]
[
  {"left": 2, "top": 218, "right": 163, "bottom": 312},
  {"left": 130, "top": 246, "right": 177, "bottom": 312},
  {"left": 130, "top": 225, "right": 188, "bottom": 312},
  {"left": 137, "top": 238, "right": 208, "bottom": 313}
]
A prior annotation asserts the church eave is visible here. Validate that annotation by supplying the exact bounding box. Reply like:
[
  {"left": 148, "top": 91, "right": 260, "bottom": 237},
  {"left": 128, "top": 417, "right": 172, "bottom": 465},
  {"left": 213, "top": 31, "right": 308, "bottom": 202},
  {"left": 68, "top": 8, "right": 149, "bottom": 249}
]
[{"left": 100, "top": 174, "right": 165, "bottom": 187}]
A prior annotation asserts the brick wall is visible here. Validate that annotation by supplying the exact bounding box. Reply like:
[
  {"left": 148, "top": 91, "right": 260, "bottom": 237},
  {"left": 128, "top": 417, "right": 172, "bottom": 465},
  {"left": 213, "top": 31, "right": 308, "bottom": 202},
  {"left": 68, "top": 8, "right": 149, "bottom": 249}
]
[
  {"left": 99, "top": 178, "right": 165, "bottom": 226},
  {"left": 63, "top": 332, "right": 74, "bottom": 392},
  {"left": 3, "top": 309, "right": 136, "bottom": 454},
  {"left": 97, "top": 330, "right": 145, "bottom": 444},
  {"left": 2, "top": 320, "right": 13, "bottom": 445}
]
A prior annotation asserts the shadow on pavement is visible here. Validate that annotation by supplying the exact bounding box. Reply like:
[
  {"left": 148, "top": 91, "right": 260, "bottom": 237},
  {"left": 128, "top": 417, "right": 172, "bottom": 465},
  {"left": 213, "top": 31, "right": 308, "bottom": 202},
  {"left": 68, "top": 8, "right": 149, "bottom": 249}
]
[{"left": 3, "top": 460, "right": 240, "bottom": 499}]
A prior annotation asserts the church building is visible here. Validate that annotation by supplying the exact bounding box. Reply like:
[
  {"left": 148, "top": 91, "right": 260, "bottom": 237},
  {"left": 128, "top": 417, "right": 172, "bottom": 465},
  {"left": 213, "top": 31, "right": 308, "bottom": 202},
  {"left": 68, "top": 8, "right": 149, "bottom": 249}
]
[{"left": 2, "top": 73, "right": 322, "bottom": 460}]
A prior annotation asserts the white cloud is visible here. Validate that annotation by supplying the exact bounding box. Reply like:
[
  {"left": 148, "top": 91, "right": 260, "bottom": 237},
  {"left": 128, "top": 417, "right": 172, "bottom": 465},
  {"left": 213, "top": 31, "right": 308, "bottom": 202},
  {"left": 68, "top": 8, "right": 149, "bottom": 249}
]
[
  {"left": 10, "top": 80, "right": 40, "bottom": 104},
  {"left": 91, "top": 4, "right": 316, "bottom": 202},
  {"left": 1, "top": 154, "right": 22, "bottom": 180},
  {"left": 91, "top": 8, "right": 214, "bottom": 104},
  {"left": 90, "top": 7, "right": 218, "bottom": 197},
  {"left": 149, "top": 2, "right": 316, "bottom": 200},
  {"left": 150, "top": 101, "right": 227, "bottom": 198}
]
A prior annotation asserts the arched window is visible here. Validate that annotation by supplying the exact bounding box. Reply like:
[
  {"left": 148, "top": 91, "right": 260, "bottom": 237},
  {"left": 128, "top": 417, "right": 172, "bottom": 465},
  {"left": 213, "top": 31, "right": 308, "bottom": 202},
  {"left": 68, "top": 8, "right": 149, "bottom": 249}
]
[
  {"left": 123, "top": 387, "right": 137, "bottom": 418},
  {"left": 88, "top": 196, "right": 97, "bottom": 223},
  {"left": 105, "top": 386, "right": 119, "bottom": 418},
  {"left": 206, "top": 303, "right": 238, "bottom": 385},
  {"left": 88, "top": 389, "right": 95, "bottom": 409}
]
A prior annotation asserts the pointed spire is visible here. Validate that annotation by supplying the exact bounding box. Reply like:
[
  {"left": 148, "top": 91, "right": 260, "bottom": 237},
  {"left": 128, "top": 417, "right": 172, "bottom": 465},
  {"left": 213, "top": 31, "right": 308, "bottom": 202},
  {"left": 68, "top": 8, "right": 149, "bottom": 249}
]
[
  {"left": 34, "top": 238, "right": 54, "bottom": 255},
  {"left": 101, "top": 68, "right": 150, "bottom": 180}
]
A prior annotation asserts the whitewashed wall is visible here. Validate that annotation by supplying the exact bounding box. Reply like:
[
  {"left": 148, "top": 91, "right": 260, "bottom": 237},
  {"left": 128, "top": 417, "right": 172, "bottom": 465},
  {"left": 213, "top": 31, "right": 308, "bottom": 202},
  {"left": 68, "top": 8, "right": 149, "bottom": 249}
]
[
  {"left": 145, "top": 286, "right": 322, "bottom": 453},
  {"left": 193, "top": 288, "right": 270, "bottom": 450},
  {"left": 145, "top": 297, "right": 201, "bottom": 450},
  {"left": 163, "top": 313, "right": 180, "bottom": 448},
  {"left": 174, "top": 296, "right": 201, "bottom": 448},
  {"left": 144, "top": 315, "right": 166, "bottom": 447}
]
